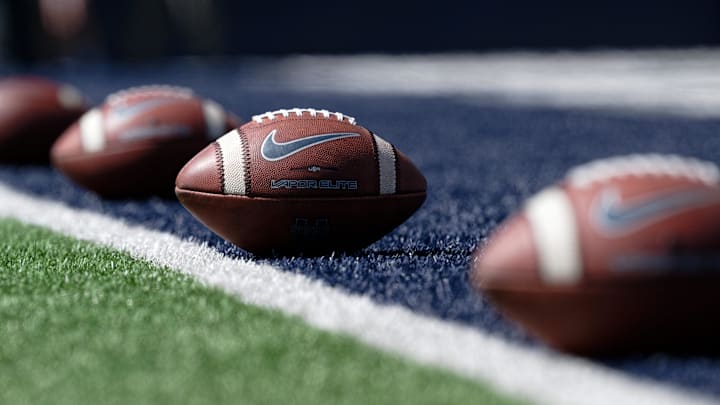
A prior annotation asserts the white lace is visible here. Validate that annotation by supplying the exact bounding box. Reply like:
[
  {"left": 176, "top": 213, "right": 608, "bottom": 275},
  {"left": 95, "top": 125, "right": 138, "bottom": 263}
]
[
  {"left": 106, "top": 85, "right": 194, "bottom": 104},
  {"left": 567, "top": 154, "right": 720, "bottom": 188},
  {"left": 252, "top": 108, "right": 356, "bottom": 125}
]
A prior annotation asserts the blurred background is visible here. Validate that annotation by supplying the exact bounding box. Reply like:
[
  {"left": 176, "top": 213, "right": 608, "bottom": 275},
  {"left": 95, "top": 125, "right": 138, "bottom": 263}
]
[{"left": 2, "top": 0, "right": 720, "bottom": 63}]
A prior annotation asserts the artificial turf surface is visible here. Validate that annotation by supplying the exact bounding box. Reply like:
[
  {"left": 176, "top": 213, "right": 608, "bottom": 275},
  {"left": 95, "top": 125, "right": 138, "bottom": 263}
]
[{"left": 0, "top": 218, "right": 524, "bottom": 405}]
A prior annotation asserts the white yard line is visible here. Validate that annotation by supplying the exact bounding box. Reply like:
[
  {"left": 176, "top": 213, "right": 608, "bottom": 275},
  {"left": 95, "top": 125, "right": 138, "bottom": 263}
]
[
  {"left": 258, "top": 49, "right": 720, "bottom": 117},
  {"left": 0, "top": 183, "right": 713, "bottom": 405}
]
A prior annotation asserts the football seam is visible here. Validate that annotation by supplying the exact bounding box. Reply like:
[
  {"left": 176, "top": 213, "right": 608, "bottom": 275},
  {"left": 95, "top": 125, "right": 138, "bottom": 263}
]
[
  {"left": 369, "top": 130, "right": 382, "bottom": 195},
  {"left": 392, "top": 144, "right": 401, "bottom": 193},
  {"left": 238, "top": 127, "right": 252, "bottom": 195},
  {"left": 214, "top": 141, "right": 225, "bottom": 194},
  {"left": 250, "top": 117, "right": 357, "bottom": 126}
]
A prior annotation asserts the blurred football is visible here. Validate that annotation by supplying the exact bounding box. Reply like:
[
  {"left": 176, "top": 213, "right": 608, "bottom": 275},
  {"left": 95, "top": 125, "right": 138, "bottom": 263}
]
[
  {"left": 51, "top": 85, "right": 240, "bottom": 198},
  {"left": 0, "top": 76, "right": 88, "bottom": 163},
  {"left": 175, "top": 108, "right": 426, "bottom": 255},
  {"left": 471, "top": 154, "right": 720, "bottom": 354}
]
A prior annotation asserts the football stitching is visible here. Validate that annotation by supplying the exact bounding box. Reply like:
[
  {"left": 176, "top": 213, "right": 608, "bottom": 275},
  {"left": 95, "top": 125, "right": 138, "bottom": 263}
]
[
  {"left": 106, "top": 85, "right": 194, "bottom": 104},
  {"left": 252, "top": 108, "right": 357, "bottom": 125},
  {"left": 567, "top": 154, "right": 720, "bottom": 188},
  {"left": 214, "top": 141, "right": 225, "bottom": 194},
  {"left": 238, "top": 128, "right": 252, "bottom": 196}
]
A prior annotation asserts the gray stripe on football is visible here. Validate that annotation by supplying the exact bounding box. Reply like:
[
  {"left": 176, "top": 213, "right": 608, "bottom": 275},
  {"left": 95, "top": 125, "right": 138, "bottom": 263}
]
[
  {"left": 217, "top": 129, "right": 247, "bottom": 195},
  {"left": 374, "top": 134, "right": 397, "bottom": 195},
  {"left": 525, "top": 186, "right": 583, "bottom": 284},
  {"left": 79, "top": 108, "right": 105, "bottom": 153},
  {"left": 202, "top": 100, "right": 227, "bottom": 140},
  {"left": 57, "top": 84, "right": 85, "bottom": 110}
]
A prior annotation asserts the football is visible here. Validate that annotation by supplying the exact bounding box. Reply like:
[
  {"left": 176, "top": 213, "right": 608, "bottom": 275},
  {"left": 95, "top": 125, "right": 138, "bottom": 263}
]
[
  {"left": 51, "top": 85, "right": 240, "bottom": 198},
  {"left": 471, "top": 154, "right": 720, "bottom": 354},
  {"left": 0, "top": 76, "right": 88, "bottom": 163},
  {"left": 175, "top": 108, "right": 426, "bottom": 255}
]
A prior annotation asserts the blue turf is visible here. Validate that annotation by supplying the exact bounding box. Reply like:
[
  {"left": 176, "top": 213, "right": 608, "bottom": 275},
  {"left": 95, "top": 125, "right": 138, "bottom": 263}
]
[{"left": 3, "top": 63, "right": 720, "bottom": 397}]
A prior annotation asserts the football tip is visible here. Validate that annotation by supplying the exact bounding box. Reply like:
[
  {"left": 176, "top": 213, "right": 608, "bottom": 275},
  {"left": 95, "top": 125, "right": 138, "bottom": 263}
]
[
  {"left": 471, "top": 214, "right": 540, "bottom": 290},
  {"left": 394, "top": 148, "right": 427, "bottom": 194},
  {"left": 175, "top": 142, "right": 223, "bottom": 194},
  {"left": 50, "top": 122, "right": 83, "bottom": 163}
]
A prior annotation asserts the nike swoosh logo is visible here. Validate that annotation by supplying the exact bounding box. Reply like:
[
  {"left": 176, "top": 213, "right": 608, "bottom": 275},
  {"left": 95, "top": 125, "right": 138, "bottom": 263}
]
[
  {"left": 110, "top": 99, "right": 176, "bottom": 123},
  {"left": 591, "top": 186, "right": 720, "bottom": 235},
  {"left": 261, "top": 129, "right": 360, "bottom": 161}
]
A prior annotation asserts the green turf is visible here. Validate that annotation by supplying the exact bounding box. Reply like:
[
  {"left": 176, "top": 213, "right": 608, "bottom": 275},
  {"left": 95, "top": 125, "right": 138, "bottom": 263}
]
[{"left": 0, "top": 218, "right": 526, "bottom": 405}]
